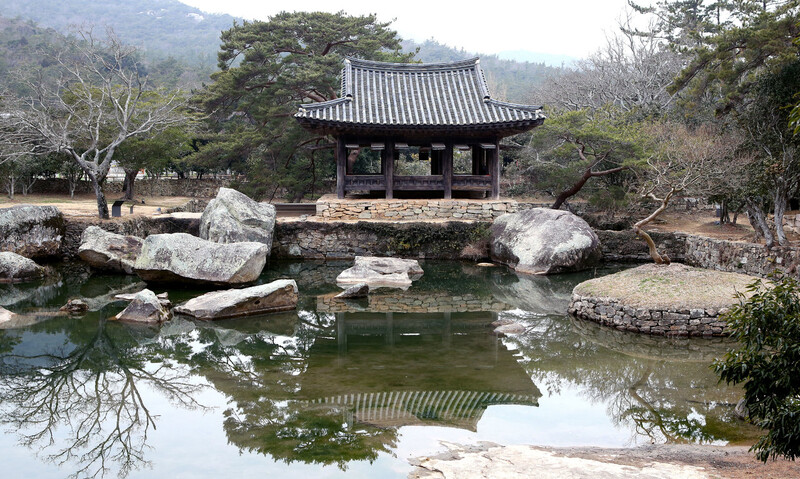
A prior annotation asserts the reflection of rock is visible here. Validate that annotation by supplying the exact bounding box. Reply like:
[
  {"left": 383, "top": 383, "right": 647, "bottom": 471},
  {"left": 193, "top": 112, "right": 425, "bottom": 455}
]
[
  {"left": 199, "top": 188, "right": 276, "bottom": 254},
  {"left": 134, "top": 233, "right": 268, "bottom": 285},
  {"left": 114, "top": 291, "right": 170, "bottom": 307},
  {"left": 0, "top": 252, "right": 45, "bottom": 283},
  {"left": 174, "top": 279, "right": 298, "bottom": 320},
  {"left": 336, "top": 256, "right": 423, "bottom": 288},
  {"left": 493, "top": 322, "right": 526, "bottom": 336},
  {"left": 335, "top": 283, "right": 369, "bottom": 299},
  {"left": 490, "top": 272, "right": 574, "bottom": 315},
  {"left": 60, "top": 298, "right": 89, "bottom": 315},
  {"left": 114, "top": 289, "right": 172, "bottom": 324},
  {"left": 78, "top": 226, "right": 143, "bottom": 274},
  {"left": 0, "top": 204, "right": 65, "bottom": 258},
  {"left": 0, "top": 305, "right": 15, "bottom": 324},
  {"left": 490, "top": 208, "right": 601, "bottom": 275}
]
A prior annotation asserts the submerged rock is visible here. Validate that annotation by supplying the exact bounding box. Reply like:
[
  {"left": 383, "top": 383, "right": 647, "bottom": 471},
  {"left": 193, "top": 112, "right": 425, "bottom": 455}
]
[
  {"left": 0, "top": 251, "right": 45, "bottom": 283},
  {"left": 134, "top": 233, "right": 268, "bottom": 285},
  {"left": 114, "top": 291, "right": 170, "bottom": 307},
  {"left": 60, "top": 298, "right": 89, "bottom": 315},
  {"left": 0, "top": 305, "right": 15, "bottom": 325},
  {"left": 490, "top": 208, "right": 601, "bottom": 275},
  {"left": 114, "top": 289, "right": 172, "bottom": 324},
  {"left": 174, "top": 279, "right": 298, "bottom": 320},
  {"left": 199, "top": 188, "right": 276, "bottom": 253},
  {"left": 78, "top": 226, "right": 143, "bottom": 274},
  {"left": 0, "top": 204, "right": 65, "bottom": 258},
  {"left": 336, "top": 256, "right": 424, "bottom": 288},
  {"left": 334, "top": 283, "right": 370, "bottom": 299}
]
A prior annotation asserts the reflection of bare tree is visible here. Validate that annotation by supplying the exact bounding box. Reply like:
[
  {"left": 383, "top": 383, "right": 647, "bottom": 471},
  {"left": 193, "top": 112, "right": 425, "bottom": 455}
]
[{"left": 0, "top": 317, "right": 206, "bottom": 478}]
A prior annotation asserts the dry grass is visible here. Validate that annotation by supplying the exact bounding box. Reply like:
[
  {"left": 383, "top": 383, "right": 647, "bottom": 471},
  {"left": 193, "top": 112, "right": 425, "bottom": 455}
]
[
  {"left": 574, "top": 263, "right": 758, "bottom": 310},
  {"left": 0, "top": 193, "right": 193, "bottom": 218}
]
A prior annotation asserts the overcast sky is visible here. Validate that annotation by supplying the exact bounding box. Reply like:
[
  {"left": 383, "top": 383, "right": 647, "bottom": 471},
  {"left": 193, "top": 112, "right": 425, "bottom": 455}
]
[{"left": 178, "top": 0, "right": 642, "bottom": 59}]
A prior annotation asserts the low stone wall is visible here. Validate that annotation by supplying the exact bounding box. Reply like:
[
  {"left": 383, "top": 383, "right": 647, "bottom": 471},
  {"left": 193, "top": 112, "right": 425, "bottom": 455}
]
[
  {"left": 317, "top": 292, "right": 508, "bottom": 313},
  {"left": 596, "top": 230, "right": 800, "bottom": 278},
  {"left": 273, "top": 219, "right": 490, "bottom": 260},
  {"left": 31, "top": 178, "right": 228, "bottom": 198},
  {"left": 316, "top": 195, "right": 517, "bottom": 221},
  {"left": 569, "top": 294, "right": 730, "bottom": 337},
  {"left": 685, "top": 235, "right": 800, "bottom": 277}
]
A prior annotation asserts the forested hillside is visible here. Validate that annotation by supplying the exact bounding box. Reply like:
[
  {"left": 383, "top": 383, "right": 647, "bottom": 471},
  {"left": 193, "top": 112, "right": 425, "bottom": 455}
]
[{"left": 0, "top": 0, "right": 237, "bottom": 66}]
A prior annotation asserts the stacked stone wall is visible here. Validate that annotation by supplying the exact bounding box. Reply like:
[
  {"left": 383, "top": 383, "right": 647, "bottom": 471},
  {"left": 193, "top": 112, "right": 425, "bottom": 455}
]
[
  {"left": 316, "top": 196, "right": 517, "bottom": 221},
  {"left": 569, "top": 294, "right": 731, "bottom": 337}
]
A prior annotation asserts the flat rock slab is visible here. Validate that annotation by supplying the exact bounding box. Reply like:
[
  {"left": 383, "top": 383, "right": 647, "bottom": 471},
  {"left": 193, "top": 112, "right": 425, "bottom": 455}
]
[
  {"left": 0, "top": 251, "right": 45, "bottom": 283},
  {"left": 78, "top": 226, "right": 143, "bottom": 274},
  {"left": 490, "top": 208, "right": 601, "bottom": 275},
  {"left": 174, "top": 279, "right": 298, "bottom": 320},
  {"left": 336, "top": 256, "right": 423, "bottom": 288},
  {"left": 410, "top": 442, "right": 710, "bottom": 479},
  {"left": 134, "top": 233, "right": 268, "bottom": 285},
  {"left": 0, "top": 204, "right": 65, "bottom": 258}
]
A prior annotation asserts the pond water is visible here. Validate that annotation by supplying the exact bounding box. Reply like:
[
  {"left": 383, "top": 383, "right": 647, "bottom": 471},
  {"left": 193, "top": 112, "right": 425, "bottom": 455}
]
[{"left": 0, "top": 261, "right": 759, "bottom": 478}]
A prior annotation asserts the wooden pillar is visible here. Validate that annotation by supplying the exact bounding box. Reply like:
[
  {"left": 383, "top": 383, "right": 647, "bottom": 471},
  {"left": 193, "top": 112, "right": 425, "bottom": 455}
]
[
  {"left": 472, "top": 146, "right": 480, "bottom": 175},
  {"left": 336, "top": 138, "right": 346, "bottom": 199},
  {"left": 490, "top": 139, "right": 500, "bottom": 199},
  {"left": 384, "top": 140, "right": 394, "bottom": 199},
  {"left": 443, "top": 143, "right": 453, "bottom": 199}
]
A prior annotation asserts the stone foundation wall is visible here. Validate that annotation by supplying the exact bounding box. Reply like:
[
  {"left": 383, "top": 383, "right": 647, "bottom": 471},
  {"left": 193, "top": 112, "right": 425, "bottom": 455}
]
[
  {"left": 569, "top": 294, "right": 731, "bottom": 337},
  {"left": 273, "top": 219, "right": 491, "bottom": 260},
  {"left": 596, "top": 230, "right": 688, "bottom": 263},
  {"left": 316, "top": 196, "right": 517, "bottom": 221}
]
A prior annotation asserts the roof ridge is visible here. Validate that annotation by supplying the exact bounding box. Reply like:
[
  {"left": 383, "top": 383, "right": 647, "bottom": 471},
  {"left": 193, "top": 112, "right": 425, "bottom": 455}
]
[
  {"left": 485, "top": 98, "right": 544, "bottom": 112},
  {"left": 346, "top": 57, "right": 481, "bottom": 72}
]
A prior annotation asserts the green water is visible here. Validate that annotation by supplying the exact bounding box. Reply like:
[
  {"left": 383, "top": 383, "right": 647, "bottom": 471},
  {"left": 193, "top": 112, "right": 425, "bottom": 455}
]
[{"left": 0, "top": 261, "right": 759, "bottom": 478}]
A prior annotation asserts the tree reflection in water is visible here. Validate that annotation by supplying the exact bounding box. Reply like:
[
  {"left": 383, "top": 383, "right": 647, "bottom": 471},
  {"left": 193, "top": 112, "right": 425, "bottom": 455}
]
[{"left": 0, "top": 311, "right": 206, "bottom": 478}]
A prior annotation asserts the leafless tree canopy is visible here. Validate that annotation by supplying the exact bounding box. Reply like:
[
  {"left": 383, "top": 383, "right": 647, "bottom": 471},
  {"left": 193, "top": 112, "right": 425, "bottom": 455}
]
[{"left": 7, "top": 29, "right": 186, "bottom": 218}]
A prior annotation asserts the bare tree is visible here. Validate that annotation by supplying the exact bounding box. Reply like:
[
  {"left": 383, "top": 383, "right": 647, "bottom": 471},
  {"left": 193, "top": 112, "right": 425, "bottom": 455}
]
[
  {"left": 534, "top": 14, "right": 682, "bottom": 117},
  {"left": 634, "top": 123, "right": 743, "bottom": 263},
  {"left": 9, "top": 29, "right": 185, "bottom": 218}
]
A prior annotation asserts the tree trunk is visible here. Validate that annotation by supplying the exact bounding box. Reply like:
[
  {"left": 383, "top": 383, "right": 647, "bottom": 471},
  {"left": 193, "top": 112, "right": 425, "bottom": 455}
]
[
  {"left": 91, "top": 176, "right": 109, "bottom": 219},
  {"left": 5, "top": 175, "right": 16, "bottom": 200},
  {"left": 551, "top": 165, "right": 627, "bottom": 210},
  {"left": 773, "top": 188, "right": 788, "bottom": 247},
  {"left": 68, "top": 178, "right": 76, "bottom": 199},
  {"left": 122, "top": 169, "right": 137, "bottom": 200},
  {"left": 745, "top": 198, "right": 774, "bottom": 248},
  {"left": 633, "top": 189, "right": 675, "bottom": 264}
]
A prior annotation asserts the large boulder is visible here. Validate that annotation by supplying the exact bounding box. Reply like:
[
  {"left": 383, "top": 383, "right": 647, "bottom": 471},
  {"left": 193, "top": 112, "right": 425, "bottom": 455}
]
[
  {"left": 199, "top": 188, "right": 276, "bottom": 253},
  {"left": 336, "top": 256, "right": 424, "bottom": 288},
  {"left": 133, "top": 233, "right": 268, "bottom": 285},
  {"left": 174, "top": 279, "right": 298, "bottom": 320},
  {"left": 114, "top": 289, "right": 172, "bottom": 324},
  {"left": 490, "top": 208, "right": 601, "bottom": 275},
  {"left": 78, "top": 226, "right": 143, "bottom": 274},
  {"left": 0, "top": 205, "right": 65, "bottom": 258},
  {"left": 0, "top": 252, "right": 45, "bottom": 283}
]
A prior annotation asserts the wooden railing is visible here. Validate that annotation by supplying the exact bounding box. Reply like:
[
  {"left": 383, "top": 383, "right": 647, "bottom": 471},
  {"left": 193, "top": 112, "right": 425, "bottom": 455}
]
[{"left": 345, "top": 174, "right": 491, "bottom": 191}]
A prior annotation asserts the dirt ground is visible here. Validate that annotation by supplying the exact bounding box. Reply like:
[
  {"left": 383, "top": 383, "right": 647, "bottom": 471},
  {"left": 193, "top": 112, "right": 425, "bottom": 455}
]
[
  {"left": 645, "top": 209, "right": 800, "bottom": 244},
  {"left": 0, "top": 193, "right": 193, "bottom": 218}
]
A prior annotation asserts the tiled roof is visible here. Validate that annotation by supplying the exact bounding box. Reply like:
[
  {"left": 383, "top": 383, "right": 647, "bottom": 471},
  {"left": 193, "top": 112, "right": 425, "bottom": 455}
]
[{"left": 295, "top": 58, "right": 544, "bottom": 129}]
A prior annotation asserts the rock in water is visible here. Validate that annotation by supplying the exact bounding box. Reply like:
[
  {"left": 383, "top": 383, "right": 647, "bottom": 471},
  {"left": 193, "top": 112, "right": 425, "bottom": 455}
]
[
  {"left": 0, "top": 205, "right": 65, "bottom": 258},
  {"left": 334, "top": 283, "right": 370, "bottom": 299},
  {"left": 336, "top": 256, "right": 424, "bottom": 288},
  {"left": 78, "top": 226, "right": 143, "bottom": 274},
  {"left": 199, "top": 188, "right": 276, "bottom": 253},
  {"left": 114, "top": 289, "right": 172, "bottom": 324},
  {"left": 490, "top": 208, "right": 601, "bottom": 275},
  {"left": 60, "top": 298, "right": 89, "bottom": 315},
  {"left": 0, "top": 305, "right": 15, "bottom": 325},
  {"left": 174, "top": 279, "right": 298, "bottom": 320},
  {"left": 134, "top": 233, "right": 268, "bottom": 285},
  {"left": 0, "top": 252, "right": 45, "bottom": 283}
]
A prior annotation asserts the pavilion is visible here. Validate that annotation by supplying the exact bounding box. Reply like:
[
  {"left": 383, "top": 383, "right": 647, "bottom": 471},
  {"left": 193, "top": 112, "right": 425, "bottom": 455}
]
[{"left": 295, "top": 57, "right": 545, "bottom": 199}]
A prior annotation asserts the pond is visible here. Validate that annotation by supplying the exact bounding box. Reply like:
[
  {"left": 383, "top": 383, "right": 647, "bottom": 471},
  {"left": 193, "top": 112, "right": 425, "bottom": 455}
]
[{"left": 0, "top": 261, "right": 759, "bottom": 478}]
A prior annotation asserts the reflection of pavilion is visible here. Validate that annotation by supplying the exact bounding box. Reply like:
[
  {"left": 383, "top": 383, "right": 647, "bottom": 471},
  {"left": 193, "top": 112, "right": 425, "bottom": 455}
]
[{"left": 298, "top": 311, "right": 540, "bottom": 430}]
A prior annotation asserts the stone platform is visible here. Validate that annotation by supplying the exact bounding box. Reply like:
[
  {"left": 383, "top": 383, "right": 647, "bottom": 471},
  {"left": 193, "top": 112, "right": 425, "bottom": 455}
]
[{"left": 316, "top": 195, "right": 517, "bottom": 221}]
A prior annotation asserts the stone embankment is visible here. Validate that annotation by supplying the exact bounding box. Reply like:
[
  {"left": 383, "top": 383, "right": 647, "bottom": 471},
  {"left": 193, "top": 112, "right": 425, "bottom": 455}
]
[{"left": 568, "top": 263, "right": 756, "bottom": 336}]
